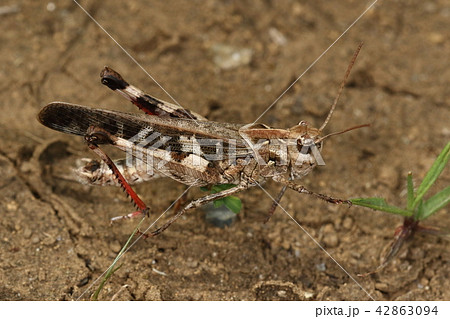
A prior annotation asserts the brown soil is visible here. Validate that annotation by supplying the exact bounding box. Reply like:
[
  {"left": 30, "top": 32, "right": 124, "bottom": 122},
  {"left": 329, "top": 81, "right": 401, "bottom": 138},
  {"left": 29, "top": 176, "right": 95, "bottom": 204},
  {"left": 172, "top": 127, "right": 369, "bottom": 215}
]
[{"left": 1, "top": 0, "right": 449, "bottom": 301}]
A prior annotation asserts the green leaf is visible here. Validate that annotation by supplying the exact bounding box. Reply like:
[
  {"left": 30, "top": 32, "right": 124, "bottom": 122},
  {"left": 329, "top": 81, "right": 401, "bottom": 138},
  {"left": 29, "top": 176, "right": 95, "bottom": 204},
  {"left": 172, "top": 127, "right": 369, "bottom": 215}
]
[
  {"left": 212, "top": 184, "right": 237, "bottom": 193},
  {"left": 412, "top": 142, "right": 450, "bottom": 209},
  {"left": 420, "top": 186, "right": 450, "bottom": 220},
  {"left": 223, "top": 196, "right": 242, "bottom": 214},
  {"left": 213, "top": 198, "right": 225, "bottom": 208},
  {"left": 407, "top": 172, "right": 414, "bottom": 210},
  {"left": 351, "top": 198, "right": 412, "bottom": 216},
  {"left": 201, "top": 184, "right": 242, "bottom": 213}
]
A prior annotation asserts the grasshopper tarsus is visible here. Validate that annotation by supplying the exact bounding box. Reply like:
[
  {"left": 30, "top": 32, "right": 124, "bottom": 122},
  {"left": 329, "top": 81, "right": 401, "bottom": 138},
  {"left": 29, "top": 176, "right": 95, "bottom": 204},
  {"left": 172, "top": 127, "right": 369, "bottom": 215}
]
[
  {"left": 137, "top": 207, "right": 188, "bottom": 238},
  {"left": 273, "top": 176, "right": 350, "bottom": 206},
  {"left": 110, "top": 208, "right": 149, "bottom": 224}
]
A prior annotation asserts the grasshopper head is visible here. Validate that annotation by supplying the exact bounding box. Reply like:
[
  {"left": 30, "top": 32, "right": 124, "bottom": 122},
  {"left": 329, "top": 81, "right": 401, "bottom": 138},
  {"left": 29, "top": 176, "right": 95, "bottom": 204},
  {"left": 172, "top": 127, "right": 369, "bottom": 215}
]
[
  {"left": 286, "top": 119, "right": 369, "bottom": 179},
  {"left": 289, "top": 121, "right": 323, "bottom": 149},
  {"left": 285, "top": 121, "right": 323, "bottom": 178}
]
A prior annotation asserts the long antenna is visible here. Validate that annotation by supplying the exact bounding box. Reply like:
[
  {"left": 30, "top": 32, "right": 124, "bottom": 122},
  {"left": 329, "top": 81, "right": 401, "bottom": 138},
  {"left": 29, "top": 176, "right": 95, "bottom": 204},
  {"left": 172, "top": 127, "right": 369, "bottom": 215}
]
[
  {"left": 315, "top": 123, "right": 370, "bottom": 144},
  {"left": 319, "top": 42, "right": 363, "bottom": 132}
]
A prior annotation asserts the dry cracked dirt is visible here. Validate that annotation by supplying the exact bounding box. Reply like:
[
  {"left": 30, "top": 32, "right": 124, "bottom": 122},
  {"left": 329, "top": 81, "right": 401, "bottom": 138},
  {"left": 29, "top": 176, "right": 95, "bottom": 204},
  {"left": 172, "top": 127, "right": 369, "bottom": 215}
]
[{"left": 0, "top": 0, "right": 449, "bottom": 300}]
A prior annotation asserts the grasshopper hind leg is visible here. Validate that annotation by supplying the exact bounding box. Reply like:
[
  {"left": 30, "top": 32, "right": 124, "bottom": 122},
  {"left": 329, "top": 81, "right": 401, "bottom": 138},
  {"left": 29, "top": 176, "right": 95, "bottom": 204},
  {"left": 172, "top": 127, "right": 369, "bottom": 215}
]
[{"left": 84, "top": 126, "right": 151, "bottom": 221}]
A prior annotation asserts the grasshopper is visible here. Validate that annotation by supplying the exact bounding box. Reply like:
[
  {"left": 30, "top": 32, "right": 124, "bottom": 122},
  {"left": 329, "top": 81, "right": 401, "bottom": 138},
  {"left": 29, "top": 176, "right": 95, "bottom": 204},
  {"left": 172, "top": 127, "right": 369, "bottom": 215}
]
[{"left": 38, "top": 43, "right": 367, "bottom": 236}]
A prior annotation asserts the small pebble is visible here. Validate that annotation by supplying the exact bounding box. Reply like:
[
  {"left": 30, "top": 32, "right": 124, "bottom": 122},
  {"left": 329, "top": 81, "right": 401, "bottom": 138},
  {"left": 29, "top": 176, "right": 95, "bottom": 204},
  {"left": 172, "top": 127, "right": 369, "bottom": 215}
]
[
  {"left": 186, "top": 257, "right": 198, "bottom": 268},
  {"left": 428, "top": 33, "right": 444, "bottom": 44},
  {"left": 424, "top": 267, "right": 435, "bottom": 279},
  {"left": 6, "top": 201, "right": 18, "bottom": 211},
  {"left": 375, "top": 282, "right": 389, "bottom": 292},
  {"left": 23, "top": 228, "right": 32, "bottom": 239},
  {"left": 42, "top": 236, "right": 56, "bottom": 246},
  {"left": 46, "top": 2, "right": 56, "bottom": 12},
  {"left": 316, "top": 263, "right": 326, "bottom": 271},
  {"left": 38, "top": 269, "right": 46, "bottom": 281},
  {"left": 322, "top": 224, "right": 339, "bottom": 247},
  {"left": 342, "top": 217, "right": 353, "bottom": 230},
  {"left": 304, "top": 291, "right": 314, "bottom": 299},
  {"left": 281, "top": 240, "right": 291, "bottom": 250},
  {"left": 211, "top": 44, "right": 253, "bottom": 70},
  {"left": 0, "top": 4, "right": 20, "bottom": 16},
  {"left": 420, "top": 278, "right": 429, "bottom": 287},
  {"left": 323, "top": 233, "right": 339, "bottom": 247},
  {"left": 268, "top": 27, "right": 287, "bottom": 46},
  {"left": 205, "top": 204, "right": 236, "bottom": 228},
  {"left": 110, "top": 241, "right": 122, "bottom": 253}
]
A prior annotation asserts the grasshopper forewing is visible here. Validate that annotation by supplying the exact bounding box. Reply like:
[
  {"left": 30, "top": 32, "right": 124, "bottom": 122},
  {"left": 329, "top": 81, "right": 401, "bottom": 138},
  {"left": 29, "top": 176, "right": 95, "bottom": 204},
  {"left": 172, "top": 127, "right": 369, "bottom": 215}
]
[{"left": 38, "top": 43, "right": 366, "bottom": 236}]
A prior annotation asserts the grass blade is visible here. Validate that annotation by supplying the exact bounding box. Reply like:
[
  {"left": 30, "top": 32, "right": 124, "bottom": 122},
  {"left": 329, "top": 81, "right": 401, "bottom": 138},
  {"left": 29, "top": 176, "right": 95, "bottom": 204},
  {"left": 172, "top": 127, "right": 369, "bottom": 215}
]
[
  {"left": 412, "top": 142, "right": 450, "bottom": 209},
  {"left": 407, "top": 172, "right": 414, "bottom": 210},
  {"left": 420, "top": 186, "right": 450, "bottom": 220},
  {"left": 91, "top": 217, "right": 145, "bottom": 300},
  {"left": 351, "top": 198, "right": 412, "bottom": 216}
]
